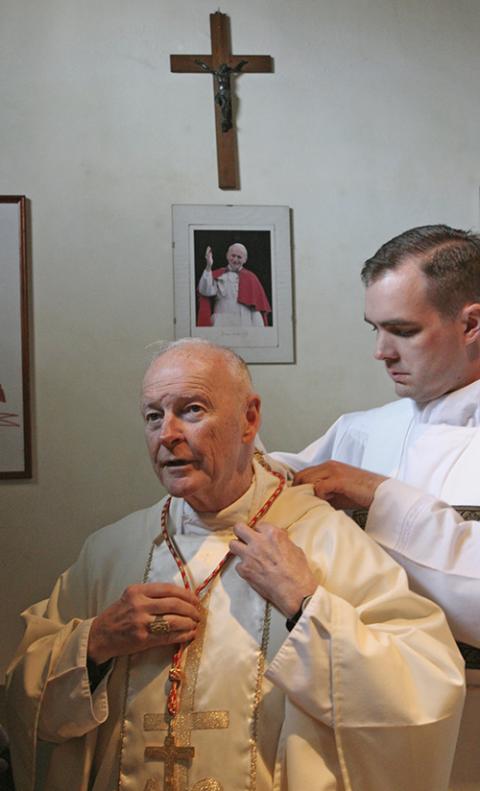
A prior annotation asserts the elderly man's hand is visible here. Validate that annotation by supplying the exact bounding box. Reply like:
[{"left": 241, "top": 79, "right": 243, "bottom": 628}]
[
  {"left": 293, "top": 461, "right": 387, "bottom": 509},
  {"left": 87, "top": 583, "right": 201, "bottom": 665},
  {"left": 229, "top": 522, "right": 317, "bottom": 617}
]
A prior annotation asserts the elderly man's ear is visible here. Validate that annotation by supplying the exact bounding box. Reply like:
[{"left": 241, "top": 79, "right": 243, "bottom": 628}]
[{"left": 242, "top": 395, "right": 261, "bottom": 443}]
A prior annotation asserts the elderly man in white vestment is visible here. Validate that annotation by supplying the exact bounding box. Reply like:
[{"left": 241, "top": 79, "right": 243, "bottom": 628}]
[
  {"left": 270, "top": 225, "right": 480, "bottom": 791},
  {"left": 6, "top": 339, "right": 465, "bottom": 791}
]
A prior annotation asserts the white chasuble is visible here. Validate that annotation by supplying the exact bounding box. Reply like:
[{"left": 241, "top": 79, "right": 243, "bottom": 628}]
[{"left": 6, "top": 460, "right": 465, "bottom": 791}]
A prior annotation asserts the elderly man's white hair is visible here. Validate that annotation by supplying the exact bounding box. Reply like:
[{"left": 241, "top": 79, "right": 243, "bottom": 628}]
[
  {"left": 228, "top": 242, "right": 248, "bottom": 260},
  {"left": 148, "top": 338, "right": 253, "bottom": 396}
]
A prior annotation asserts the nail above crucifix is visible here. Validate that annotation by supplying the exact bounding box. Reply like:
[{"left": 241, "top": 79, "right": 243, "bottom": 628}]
[{"left": 170, "top": 11, "right": 273, "bottom": 190}]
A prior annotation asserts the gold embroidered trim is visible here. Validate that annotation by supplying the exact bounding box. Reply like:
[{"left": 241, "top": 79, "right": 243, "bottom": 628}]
[
  {"left": 249, "top": 601, "right": 271, "bottom": 790},
  {"left": 178, "top": 598, "right": 209, "bottom": 714},
  {"left": 144, "top": 713, "right": 169, "bottom": 731},
  {"left": 142, "top": 586, "right": 230, "bottom": 790},
  {"left": 116, "top": 535, "right": 162, "bottom": 790},
  {"left": 117, "top": 502, "right": 273, "bottom": 791},
  {"left": 144, "top": 711, "right": 230, "bottom": 733},
  {"left": 191, "top": 780, "right": 223, "bottom": 791},
  {"left": 191, "top": 711, "right": 229, "bottom": 730},
  {"left": 173, "top": 600, "right": 209, "bottom": 790}
]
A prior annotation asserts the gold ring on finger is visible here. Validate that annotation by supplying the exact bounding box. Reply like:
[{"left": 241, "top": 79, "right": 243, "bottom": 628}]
[{"left": 148, "top": 615, "right": 171, "bottom": 635}]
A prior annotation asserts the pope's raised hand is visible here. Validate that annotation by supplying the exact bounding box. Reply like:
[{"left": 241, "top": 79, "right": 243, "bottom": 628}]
[
  {"left": 205, "top": 245, "right": 214, "bottom": 270},
  {"left": 87, "top": 582, "right": 201, "bottom": 665},
  {"left": 293, "top": 461, "right": 387, "bottom": 509},
  {"left": 229, "top": 521, "right": 317, "bottom": 617}
]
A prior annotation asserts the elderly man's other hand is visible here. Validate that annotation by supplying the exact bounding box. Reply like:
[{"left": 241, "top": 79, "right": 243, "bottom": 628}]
[
  {"left": 229, "top": 522, "right": 317, "bottom": 617},
  {"left": 293, "top": 461, "right": 387, "bottom": 509},
  {"left": 87, "top": 583, "right": 201, "bottom": 665}
]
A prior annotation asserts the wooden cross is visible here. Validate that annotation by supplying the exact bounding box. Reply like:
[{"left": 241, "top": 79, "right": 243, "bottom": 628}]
[{"left": 170, "top": 12, "right": 273, "bottom": 190}]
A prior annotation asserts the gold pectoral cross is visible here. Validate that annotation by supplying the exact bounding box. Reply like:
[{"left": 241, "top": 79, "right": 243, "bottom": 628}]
[
  {"left": 143, "top": 711, "right": 229, "bottom": 791},
  {"left": 145, "top": 733, "right": 194, "bottom": 791}
]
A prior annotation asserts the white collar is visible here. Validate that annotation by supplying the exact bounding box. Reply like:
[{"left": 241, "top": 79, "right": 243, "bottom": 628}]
[
  {"left": 181, "top": 479, "right": 256, "bottom": 534},
  {"left": 413, "top": 378, "right": 480, "bottom": 427},
  {"left": 172, "top": 459, "right": 281, "bottom": 535}
]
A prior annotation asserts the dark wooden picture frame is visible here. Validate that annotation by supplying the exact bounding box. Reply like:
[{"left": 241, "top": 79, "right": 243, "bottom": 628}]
[{"left": 0, "top": 195, "right": 32, "bottom": 478}]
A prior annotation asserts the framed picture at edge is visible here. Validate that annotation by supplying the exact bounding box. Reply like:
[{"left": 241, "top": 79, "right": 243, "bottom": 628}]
[
  {"left": 172, "top": 205, "right": 294, "bottom": 363},
  {"left": 0, "top": 195, "right": 32, "bottom": 478}
]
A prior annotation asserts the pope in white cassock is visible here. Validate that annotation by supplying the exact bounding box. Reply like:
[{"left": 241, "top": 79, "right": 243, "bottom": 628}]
[
  {"left": 270, "top": 225, "right": 480, "bottom": 791},
  {"left": 6, "top": 339, "right": 464, "bottom": 791},
  {"left": 197, "top": 243, "right": 271, "bottom": 327}
]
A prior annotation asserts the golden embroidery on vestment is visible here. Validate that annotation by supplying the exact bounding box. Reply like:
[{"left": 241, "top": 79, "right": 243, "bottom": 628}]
[
  {"left": 142, "top": 591, "right": 230, "bottom": 790},
  {"left": 191, "top": 780, "right": 223, "bottom": 791},
  {"left": 144, "top": 713, "right": 169, "bottom": 731},
  {"left": 117, "top": 537, "right": 162, "bottom": 790},
  {"left": 249, "top": 601, "right": 271, "bottom": 790},
  {"left": 120, "top": 517, "right": 273, "bottom": 791},
  {"left": 191, "top": 711, "right": 229, "bottom": 729},
  {"left": 179, "top": 600, "right": 209, "bottom": 713},
  {"left": 144, "top": 711, "right": 229, "bottom": 733}
]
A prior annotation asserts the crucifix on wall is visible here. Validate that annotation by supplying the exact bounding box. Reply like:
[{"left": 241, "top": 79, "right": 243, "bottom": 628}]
[{"left": 170, "top": 12, "right": 273, "bottom": 190}]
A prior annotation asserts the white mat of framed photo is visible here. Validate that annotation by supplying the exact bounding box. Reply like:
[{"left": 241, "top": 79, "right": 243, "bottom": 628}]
[{"left": 172, "top": 204, "right": 294, "bottom": 363}]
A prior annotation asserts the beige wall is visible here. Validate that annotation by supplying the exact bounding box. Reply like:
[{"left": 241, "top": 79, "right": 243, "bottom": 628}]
[{"left": 1, "top": 0, "right": 480, "bottom": 676}]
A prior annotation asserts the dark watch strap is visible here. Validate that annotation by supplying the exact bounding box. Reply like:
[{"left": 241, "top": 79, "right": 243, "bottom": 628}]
[
  {"left": 87, "top": 657, "right": 112, "bottom": 693},
  {"left": 286, "top": 594, "right": 313, "bottom": 632}
]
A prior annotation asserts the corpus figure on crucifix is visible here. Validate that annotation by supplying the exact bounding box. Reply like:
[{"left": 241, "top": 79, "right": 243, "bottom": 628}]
[
  {"left": 6, "top": 339, "right": 464, "bottom": 791},
  {"left": 194, "top": 59, "right": 248, "bottom": 132}
]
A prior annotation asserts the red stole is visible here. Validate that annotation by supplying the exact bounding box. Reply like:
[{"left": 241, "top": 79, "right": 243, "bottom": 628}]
[{"left": 197, "top": 268, "right": 271, "bottom": 327}]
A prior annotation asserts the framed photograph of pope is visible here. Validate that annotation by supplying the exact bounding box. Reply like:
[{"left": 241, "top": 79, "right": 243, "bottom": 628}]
[
  {"left": 0, "top": 195, "right": 32, "bottom": 478},
  {"left": 172, "top": 204, "right": 294, "bottom": 363}
]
